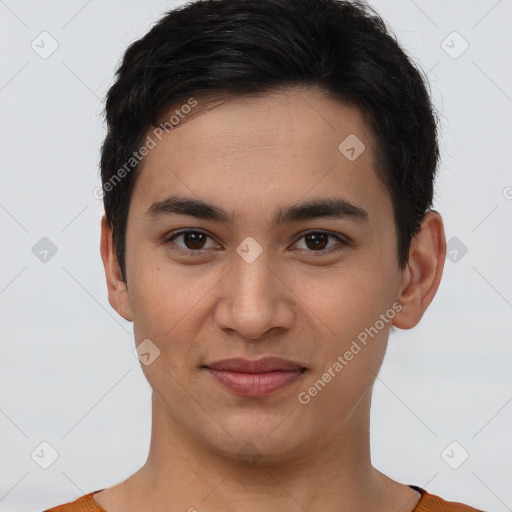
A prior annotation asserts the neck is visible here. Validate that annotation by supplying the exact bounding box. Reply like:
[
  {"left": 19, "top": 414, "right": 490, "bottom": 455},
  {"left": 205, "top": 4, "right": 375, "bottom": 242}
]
[{"left": 101, "top": 389, "right": 420, "bottom": 512}]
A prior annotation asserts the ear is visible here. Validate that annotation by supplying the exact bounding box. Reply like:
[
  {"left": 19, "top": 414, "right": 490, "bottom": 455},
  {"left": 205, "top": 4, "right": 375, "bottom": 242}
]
[
  {"left": 100, "top": 215, "right": 133, "bottom": 322},
  {"left": 392, "top": 210, "right": 446, "bottom": 329}
]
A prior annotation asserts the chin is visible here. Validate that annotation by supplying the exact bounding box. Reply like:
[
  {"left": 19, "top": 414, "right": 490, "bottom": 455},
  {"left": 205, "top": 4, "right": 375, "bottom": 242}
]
[{"left": 198, "top": 414, "right": 310, "bottom": 465}]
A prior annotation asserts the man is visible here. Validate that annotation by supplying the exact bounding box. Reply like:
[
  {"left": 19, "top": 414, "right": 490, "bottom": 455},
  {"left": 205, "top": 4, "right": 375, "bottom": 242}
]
[{"left": 46, "top": 0, "right": 482, "bottom": 510}]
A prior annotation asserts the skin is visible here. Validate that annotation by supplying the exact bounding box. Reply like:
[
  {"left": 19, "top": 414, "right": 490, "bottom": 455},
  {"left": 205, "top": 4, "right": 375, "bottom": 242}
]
[{"left": 97, "top": 87, "right": 446, "bottom": 512}]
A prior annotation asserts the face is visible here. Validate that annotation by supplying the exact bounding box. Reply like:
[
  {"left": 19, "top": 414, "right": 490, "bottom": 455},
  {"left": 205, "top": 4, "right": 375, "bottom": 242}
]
[{"left": 106, "top": 87, "right": 411, "bottom": 461}]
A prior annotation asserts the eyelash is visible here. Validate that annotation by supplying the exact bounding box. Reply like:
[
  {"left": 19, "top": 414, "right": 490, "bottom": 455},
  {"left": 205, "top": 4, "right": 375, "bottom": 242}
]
[{"left": 163, "top": 229, "right": 351, "bottom": 257}]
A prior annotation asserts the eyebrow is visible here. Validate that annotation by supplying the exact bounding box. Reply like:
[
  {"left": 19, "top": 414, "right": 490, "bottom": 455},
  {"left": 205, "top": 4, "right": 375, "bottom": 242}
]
[{"left": 145, "top": 194, "right": 369, "bottom": 225}]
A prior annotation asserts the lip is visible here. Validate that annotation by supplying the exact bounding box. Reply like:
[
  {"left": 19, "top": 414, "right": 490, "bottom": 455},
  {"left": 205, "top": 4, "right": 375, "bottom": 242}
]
[{"left": 204, "top": 357, "right": 307, "bottom": 398}]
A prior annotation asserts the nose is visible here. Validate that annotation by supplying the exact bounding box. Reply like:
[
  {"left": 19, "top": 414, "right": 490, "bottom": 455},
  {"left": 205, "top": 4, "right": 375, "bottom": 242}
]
[{"left": 214, "top": 248, "right": 295, "bottom": 341}]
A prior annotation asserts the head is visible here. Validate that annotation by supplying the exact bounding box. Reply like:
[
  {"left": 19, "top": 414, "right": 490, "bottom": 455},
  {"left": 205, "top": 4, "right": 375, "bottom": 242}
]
[{"left": 100, "top": 0, "right": 445, "bottom": 462}]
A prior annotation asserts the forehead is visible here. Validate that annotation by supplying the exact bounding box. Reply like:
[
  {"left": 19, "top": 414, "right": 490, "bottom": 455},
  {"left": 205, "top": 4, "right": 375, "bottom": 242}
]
[
  {"left": 131, "top": 87, "right": 390, "bottom": 224},
  {"left": 153, "top": 88, "right": 373, "bottom": 165}
]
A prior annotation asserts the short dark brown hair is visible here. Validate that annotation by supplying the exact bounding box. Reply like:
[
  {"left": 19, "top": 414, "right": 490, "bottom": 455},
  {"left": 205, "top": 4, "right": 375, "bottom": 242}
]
[{"left": 100, "top": 0, "right": 440, "bottom": 280}]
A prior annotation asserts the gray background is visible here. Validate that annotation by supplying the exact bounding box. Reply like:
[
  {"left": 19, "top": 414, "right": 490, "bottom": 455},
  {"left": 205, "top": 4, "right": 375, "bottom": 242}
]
[{"left": 1, "top": 1, "right": 511, "bottom": 511}]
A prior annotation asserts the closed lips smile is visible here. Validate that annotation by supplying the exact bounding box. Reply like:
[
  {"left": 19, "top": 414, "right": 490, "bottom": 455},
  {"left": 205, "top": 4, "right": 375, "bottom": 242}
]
[{"left": 203, "top": 357, "right": 307, "bottom": 398}]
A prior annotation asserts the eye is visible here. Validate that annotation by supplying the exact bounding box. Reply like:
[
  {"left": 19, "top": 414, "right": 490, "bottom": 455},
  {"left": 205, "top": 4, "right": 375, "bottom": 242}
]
[
  {"left": 163, "top": 229, "right": 350, "bottom": 257},
  {"left": 164, "top": 230, "right": 220, "bottom": 255},
  {"left": 293, "top": 231, "right": 349, "bottom": 254}
]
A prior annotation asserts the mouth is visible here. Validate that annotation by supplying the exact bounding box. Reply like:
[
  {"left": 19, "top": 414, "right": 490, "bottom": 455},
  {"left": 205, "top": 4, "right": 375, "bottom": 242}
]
[{"left": 203, "top": 357, "right": 307, "bottom": 398}]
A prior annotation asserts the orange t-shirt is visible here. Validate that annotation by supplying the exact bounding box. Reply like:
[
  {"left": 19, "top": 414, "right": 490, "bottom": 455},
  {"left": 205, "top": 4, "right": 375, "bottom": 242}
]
[{"left": 43, "top": 485, "right": 484, "bottom": 511}]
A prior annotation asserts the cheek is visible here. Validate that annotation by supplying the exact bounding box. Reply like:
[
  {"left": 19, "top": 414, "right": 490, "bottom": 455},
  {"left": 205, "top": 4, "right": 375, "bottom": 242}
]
[
  {"left": 294, "top": 264, "right": 397, "bottom": 394},
  {"left": 127, "top": 256, "right": 178, "bottom": 346},
  {"left": 297, "top": 266, "right": 394, "bottom": 336},
  {"left": 299, "top": 279, "right": 393, "bottom": 415},
  {"left": 127, "top": 254, "right": 220, "bottom": 365}
]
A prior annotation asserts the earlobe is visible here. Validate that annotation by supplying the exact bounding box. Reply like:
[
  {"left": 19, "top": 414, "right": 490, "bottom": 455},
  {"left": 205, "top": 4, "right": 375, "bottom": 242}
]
[
  {"left": 99, "top": 216, "right": 134, "bottom": 322},
  {"left": 392, "top": 211, "right": 446, "bottom": 330}
]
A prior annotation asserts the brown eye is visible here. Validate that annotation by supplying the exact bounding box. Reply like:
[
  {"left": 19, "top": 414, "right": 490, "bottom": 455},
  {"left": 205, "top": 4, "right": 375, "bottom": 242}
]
[
  {"left": 165, "top": 230, "right": 220, "bottom": 255},
  {"left": 304, "top": 232, "right": 329, "bottom": 250},
  {"left": 294, "top": 231, "right": 347, "bottom": 253},
  {"left": 181, "top": 232, "right": 207, "bottom": 250}
]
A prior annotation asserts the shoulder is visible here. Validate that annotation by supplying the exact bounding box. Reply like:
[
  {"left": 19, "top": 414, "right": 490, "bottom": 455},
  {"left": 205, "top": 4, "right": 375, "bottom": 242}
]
[
  {"left": 413, "top": 487, "right": 485, "bottom": 512},
  {"left": 42, "top": 490, "right": 106, "bottom": 512}
]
